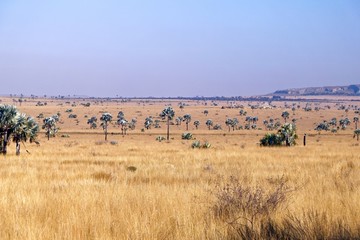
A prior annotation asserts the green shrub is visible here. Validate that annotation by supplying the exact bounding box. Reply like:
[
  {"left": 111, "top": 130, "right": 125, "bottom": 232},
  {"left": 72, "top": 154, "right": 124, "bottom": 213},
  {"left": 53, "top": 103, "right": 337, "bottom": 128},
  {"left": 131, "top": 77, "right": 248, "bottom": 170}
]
[
  {"left": 260, "top": 133, "right": 282, "bottom": 146},
  {"left": 182, "top": 132, "right": 193, "bottom": 140},
  {"left": 191, "top": 140, "right": 201, "bottom": 148},
  {"left": 260, "top": 123, "right": 297, "bottom": 146},
  {"left": 192, "top": 140, "right": 211, "bottom": 149},
  {"left": 202, "top": 141, "right": 211, "bottom": 148},
  {"left": 156, "top": 136, "right": 166, "bottom": 142}
]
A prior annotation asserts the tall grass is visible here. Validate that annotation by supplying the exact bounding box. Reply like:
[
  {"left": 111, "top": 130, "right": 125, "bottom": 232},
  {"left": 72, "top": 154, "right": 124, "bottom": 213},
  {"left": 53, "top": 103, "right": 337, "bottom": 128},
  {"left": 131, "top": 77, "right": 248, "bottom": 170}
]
[
  {"left": 0, "top": 133, "right": 358, "bottom": 239},
  {"left": 0, "top": 98, "right": 359, "bottom": 239}
]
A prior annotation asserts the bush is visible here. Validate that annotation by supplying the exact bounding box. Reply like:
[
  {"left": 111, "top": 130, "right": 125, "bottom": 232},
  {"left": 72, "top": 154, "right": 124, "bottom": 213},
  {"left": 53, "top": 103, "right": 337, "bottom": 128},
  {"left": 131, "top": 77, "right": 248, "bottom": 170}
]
[
  {"left": 192, "top": 140, "right": 211, "bottom": 149},
  {"left": 213, "top": 124, "right": 222, "bottom": 130},
  {"left": 191, "top": 141, "right": 201, "bottom": 148},
  {"left": 260, "top": 123, "right": 297, "bottom": 146},
  {"left": 202, "top": 141, "right": 211, "bottom": 148},
  {"left": 126, "top": 166, "right": 137, "bottom": 172},
  {"left": 212, "top": 176, "right": 292, "bottom": 239},
  {"left": 182, "top": 132, "right": 193, "bottom": 140},
  {"left": 156, "top": 136, "right": 166, "bottom": 142},
  {"left": 260, "top": 133, "right": 282, "bottom": 146}
]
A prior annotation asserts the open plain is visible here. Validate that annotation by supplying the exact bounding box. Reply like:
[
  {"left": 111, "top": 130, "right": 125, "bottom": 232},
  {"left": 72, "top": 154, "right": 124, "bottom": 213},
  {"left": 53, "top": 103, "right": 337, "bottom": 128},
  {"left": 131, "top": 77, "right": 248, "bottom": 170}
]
[{"left": 0, "top": 96, "right": 359, "bottom": 239}]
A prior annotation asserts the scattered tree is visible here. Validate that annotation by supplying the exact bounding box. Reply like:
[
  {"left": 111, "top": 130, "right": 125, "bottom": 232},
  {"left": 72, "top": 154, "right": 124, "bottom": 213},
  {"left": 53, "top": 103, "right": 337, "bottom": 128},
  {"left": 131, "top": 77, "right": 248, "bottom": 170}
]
[
  {"left": 354, "top": 116, "right": 359, "bottom": 129},
  {"left": 144, "top": 117, "right": 153, "bottom": 130},
  {"left": 183, "top": 114, "right": 192, "bottom": 130},
  {"left": 354, "top": 129, "right": 360, "bottom": 141},
  {"left": 206, "top": 119, "right": 213, "bottom": 130},
  {"left": 12, "top": 114, "right": 39, "bottom": 155},
  {"left": 160, "top": 107, "right": 175, "bottom": 141},
  {"left": 42, "top": 117, "right": 58, "bottom": 140},
  {"left": 100, "top": 113, "right": 112, "bottom": 141},
  {"left": 260, "top": 123, "right": 297, "bottom": 146},
  {"left": 193, "top": 120, "right": 200, "bottom": 130},
  {"left": 0, "top": 105, "right": 39, "bottom": 155},
  {"left": 281, "top": 111, "right": 290, "bottom": 123},
  {"left": 87, "top": 116, "right": 98, "bottom": 129}
]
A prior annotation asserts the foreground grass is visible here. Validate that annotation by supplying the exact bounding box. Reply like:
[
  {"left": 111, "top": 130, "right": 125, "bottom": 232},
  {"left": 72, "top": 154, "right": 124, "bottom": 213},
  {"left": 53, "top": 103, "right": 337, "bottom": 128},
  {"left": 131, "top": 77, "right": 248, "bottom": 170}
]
[{"left": 0, "top": 134, "right": 359, "bottom": 239}]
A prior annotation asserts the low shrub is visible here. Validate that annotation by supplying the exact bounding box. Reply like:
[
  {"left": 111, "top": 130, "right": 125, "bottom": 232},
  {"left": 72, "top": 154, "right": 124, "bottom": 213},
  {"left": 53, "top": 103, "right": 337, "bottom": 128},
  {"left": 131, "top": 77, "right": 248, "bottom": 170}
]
[
  {"left": 192, "top": 140, "right": 211, "bottom": 149},
  {"left": 182, "top": 132, "right": 193, "bottom": 140},
  {"left": 156, "top": 136, "right": 166, "bottom": 142}
]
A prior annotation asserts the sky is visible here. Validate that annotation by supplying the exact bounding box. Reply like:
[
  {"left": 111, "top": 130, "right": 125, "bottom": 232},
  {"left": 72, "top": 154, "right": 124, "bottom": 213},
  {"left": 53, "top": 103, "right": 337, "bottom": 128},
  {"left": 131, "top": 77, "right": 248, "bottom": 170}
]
[{"left": 0, "top": 1, "right": 359, "bottom": 97}]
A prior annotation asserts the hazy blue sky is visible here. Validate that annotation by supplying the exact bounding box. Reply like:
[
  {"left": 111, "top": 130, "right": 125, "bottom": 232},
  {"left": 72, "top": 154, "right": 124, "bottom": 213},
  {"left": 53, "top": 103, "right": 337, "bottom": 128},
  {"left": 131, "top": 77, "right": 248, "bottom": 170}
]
[{"left": 0, "top": 1, "right": 359, "bottom": 97}]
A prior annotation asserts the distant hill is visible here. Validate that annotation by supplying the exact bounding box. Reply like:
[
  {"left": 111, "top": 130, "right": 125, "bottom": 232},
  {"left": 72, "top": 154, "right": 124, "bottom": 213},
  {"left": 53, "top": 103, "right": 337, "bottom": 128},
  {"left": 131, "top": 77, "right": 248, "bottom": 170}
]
[{"left": 272, "top": 84, "right": 360, "bottom": 96}]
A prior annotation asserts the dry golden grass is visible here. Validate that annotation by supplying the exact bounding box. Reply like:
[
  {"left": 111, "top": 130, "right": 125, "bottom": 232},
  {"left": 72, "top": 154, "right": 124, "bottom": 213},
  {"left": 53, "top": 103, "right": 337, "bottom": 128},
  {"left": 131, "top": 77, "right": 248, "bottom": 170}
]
[{"left": 0, "top": 97, "right": 359, "bottom": 239}]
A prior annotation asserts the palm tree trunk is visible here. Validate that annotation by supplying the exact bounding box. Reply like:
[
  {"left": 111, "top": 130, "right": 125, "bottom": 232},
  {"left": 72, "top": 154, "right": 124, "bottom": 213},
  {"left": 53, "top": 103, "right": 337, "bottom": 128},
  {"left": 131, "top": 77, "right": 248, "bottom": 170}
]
[
  {"left": 186, "top": 122, "right": 188, "bottom": 131},
  {"left": 105, "top": 124, "right": 108, "bottom": 141},
  {"left": 47, "top": 129, "right": 50, "bottom": 140},
  {"left": 285, "top": 135, "right": 290, "bottom": 146},
  {"left": 357, "top": 134, "right": 359, "bottom": 141},
  {"left": 167, "top": 118, "right": 170, "bottom": 141},
  {"left": 2, "top": 132, "right": 8, "bottom": 155},
  {"left": 16, "top": 140, "right": 20, "bottom": 155}
]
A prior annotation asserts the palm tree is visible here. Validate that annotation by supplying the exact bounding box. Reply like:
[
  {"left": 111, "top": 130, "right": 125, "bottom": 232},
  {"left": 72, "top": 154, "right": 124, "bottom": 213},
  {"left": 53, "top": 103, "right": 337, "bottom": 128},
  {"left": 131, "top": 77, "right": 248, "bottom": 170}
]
[
  {"left": 239, "top": 109, "right": 247, "bottom": 116},
  {"left": 144, "top": 117, "right": 153, "bottom": 130},
  {"left": 205, "top": 119, "right": 213, "bottom": 130},
  {"left": 354, "top": 129, "right": 360, "bottom": 141},
  {"left": 154, "top": 119, "right": 161, "bottom": 128},
  {"left": 329, "top": 118, "right": 337, "bottom": 128},
  {"left": 160, "top": 107, "right": 175, "bottom": 141},
  {"left": 281, "top": 111, "right": 290, "bottom": 123},
  {"left": 87, "top": 117, "right": 97, "bottom": 129},
  {"left": 339, "top": 118, "right": 351, "bottom": 130},
  {"left": 0, "top": 105, "right": 18, "bottom": 154},
  {"left": 193, "top": 120, "right": 200, "bottom": 130},
  {"left": 12, "top": 114, "right": 39, "bottom": 155},
  {"left": 100, "top": 113, "right": 112, "bottom": 141},
  {"left": 42, "top": 117, "right": 58, "bottom": 140},
  {"left": 314, "top": 121, "right": 330, "bottom": 133},
  {"left": 261, "top": 123, "right": 297, "bottom": 146},
  {"left": 183, "top": 114, "right": 192, "bottom": 130},
  {"left": 225, "top": 118, "right": 233, "bottom": 132},
  {"left": 354, "top": 116, "right": 359, "bottom": 129},
  {"left": 279, "top": 123, "right": 297, "bottom": 146},
  {"left": 175, "top": 117, "right": 182, "bottom": 126},
  {"left": 0, "top": 105, "right": 39, "bottom": 155},
  {"left": 203, "top": 110, "right": 209, "bottom": 116},
  {"left": 117, "top": 112, "right": 128, "bottom": 135},
  {"left": 128, "top": 118, "right": 137, "bottom": 130},
  {"left": 118, "top": 119, "right": 128, "bottom": 135},
  {"left": 263, "top": 120, "right": 269, "bottom": 130},
  {"left": 231, "top": 118, "right": 239, "bottom": 131},
  {"left": 117, "top": 111, "right": 125, "bottom": 121}
]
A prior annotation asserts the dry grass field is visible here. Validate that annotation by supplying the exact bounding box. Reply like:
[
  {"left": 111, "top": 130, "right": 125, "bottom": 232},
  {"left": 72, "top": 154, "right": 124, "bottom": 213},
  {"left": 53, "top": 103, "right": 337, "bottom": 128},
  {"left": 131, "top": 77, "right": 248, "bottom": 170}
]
[{"left": 0, "top": 97, "right": 360, "bottom": 239}]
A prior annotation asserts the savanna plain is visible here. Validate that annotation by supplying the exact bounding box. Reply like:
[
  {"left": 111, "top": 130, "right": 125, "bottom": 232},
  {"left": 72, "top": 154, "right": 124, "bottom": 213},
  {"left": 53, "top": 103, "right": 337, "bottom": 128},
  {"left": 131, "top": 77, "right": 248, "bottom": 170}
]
[{"left": 0, "top": 97, "right": 360, "bottom": 239}]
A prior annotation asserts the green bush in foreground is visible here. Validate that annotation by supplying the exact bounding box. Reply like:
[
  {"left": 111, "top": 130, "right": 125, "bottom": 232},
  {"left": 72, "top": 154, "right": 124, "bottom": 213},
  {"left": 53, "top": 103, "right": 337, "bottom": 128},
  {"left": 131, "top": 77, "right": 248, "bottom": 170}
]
[{"left": 260, "top": 123, "right": 297, "bottom": 146}]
